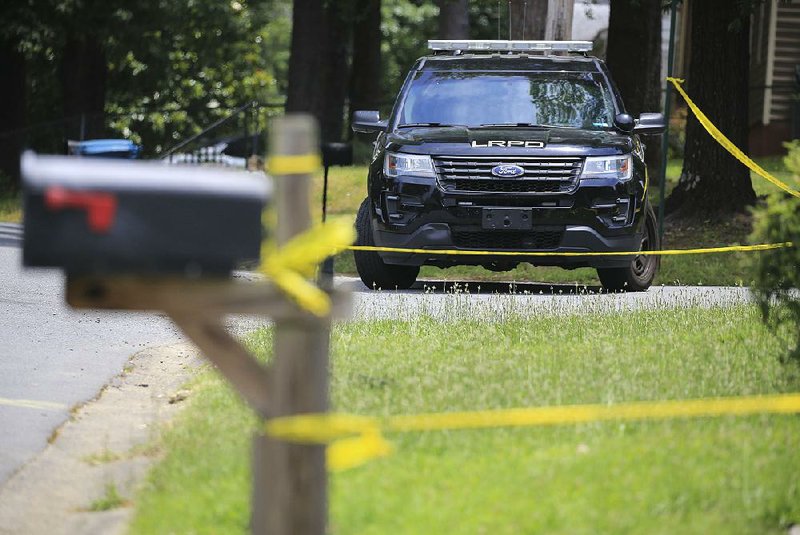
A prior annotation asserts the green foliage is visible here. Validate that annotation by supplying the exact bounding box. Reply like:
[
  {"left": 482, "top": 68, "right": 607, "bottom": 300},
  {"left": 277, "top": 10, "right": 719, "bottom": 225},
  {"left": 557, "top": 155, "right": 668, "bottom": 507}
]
[
  {"left": 7, "top": 0, "right": 524, "bottom": 155},
  {"left": 469, "top": 0, "right": 509, "bottom": 40},
  {"left": 380, "top": 0, "right": 438, "bottom": 107},
  {"left": 0, "top": 171, "right": 14, "bottom": 195},
  {"left": 0, "top": 190, "right": 22, "bottom": 223},
  {"left": 105, "top": 0, "right": 291, "bottom": 154},
  {"left": 5, "top": 0, "right": 292, "bottom": 156},
  {"left": 751, "top": 140, "right": 800, "bottom": 357},
  {"left": 379, "top": 0, "right": 507, "bottom": 100}
]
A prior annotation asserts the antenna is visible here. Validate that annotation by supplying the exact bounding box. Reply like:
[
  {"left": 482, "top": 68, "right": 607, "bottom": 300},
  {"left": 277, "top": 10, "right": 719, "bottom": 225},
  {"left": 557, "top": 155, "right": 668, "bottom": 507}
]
[
  {"left": 497, "top": 1, "right": 501, "bottom": 40},
  {"left": 522, "top": 1, "right": 527, "bottom": 40},
  {"left": 507, "top": 0, "right": 511, "bottom": 40}
]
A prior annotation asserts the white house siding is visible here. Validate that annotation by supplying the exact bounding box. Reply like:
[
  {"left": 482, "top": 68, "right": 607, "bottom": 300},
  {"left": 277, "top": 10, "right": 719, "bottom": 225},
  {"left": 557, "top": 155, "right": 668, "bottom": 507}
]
[
  {"left": 571, "top": 0, "right": 609, "bottom": 42},
  {"left": 769, "top": 0, "right": 800, "bottom": 124}
]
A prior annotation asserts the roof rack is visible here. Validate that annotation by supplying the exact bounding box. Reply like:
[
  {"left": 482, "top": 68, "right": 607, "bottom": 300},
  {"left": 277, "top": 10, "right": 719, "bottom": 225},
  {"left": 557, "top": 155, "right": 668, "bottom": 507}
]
[{"left": 427, "top": 40, "right": 593, "bottom": 55}]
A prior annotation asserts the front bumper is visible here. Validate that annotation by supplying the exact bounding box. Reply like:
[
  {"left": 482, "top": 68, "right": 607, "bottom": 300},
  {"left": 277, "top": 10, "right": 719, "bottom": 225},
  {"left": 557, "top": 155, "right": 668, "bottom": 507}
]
[
  {"left": 369, "top": 172, "right": 648, "bottom": 269},
  {"left": 373, "top": 222, "right": 642, "bottom": 268}
]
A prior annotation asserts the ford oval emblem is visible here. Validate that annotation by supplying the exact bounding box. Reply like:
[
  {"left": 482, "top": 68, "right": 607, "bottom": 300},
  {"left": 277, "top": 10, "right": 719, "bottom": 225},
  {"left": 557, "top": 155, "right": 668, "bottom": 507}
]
[{"left": 491, "top": 164, "right": 525, "bottom": 178}]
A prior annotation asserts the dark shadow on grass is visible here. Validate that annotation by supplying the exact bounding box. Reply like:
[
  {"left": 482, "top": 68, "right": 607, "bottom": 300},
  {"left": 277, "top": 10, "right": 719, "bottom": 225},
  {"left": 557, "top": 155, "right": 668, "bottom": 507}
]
[
  {"left": 342, "top": 277, "right": 604, "bottom": 295},
  {"left": 414, "top": 280, "right": 604, "bottom": 295}
]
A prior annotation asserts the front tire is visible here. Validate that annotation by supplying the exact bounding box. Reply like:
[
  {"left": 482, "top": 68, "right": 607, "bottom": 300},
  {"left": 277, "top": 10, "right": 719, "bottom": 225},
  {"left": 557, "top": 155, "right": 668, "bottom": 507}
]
[
  {"left": 354, "top": 199, "right": 419, "bottom": 290},
  {"left": 597, "top": 203, "right": 660, "bottom": 292}
]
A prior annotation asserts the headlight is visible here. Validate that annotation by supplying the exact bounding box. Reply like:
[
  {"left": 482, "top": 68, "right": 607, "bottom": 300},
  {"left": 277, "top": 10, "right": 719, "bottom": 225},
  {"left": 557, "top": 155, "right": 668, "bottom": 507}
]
[
  {"left": 580, "top": 154, "right": 632, "bottom": 181},
  {"left": 383, "top": 152, "right": 436, "bottom": 178}
]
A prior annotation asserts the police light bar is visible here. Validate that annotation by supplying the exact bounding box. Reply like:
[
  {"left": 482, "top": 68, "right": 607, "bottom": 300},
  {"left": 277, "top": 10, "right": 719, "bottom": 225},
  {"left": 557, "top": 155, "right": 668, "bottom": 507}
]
[{"left": 427, "top": 40, "right": 593, "bottom": 53}]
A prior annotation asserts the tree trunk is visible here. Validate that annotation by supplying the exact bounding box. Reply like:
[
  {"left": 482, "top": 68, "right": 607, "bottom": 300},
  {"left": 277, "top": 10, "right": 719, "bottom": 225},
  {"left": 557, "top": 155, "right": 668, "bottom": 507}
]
[
  {"left": 0, "top": 37, "right": 26, "bottom": 192},
  {"left": 509, "top": 0, "right": 547, "bottom": 40},
  {"left": 286, "top": 0, "right": 328, "bottom": 136},
  {"left": 320, "top": 2, "right": 350, "bottom": 143},
  {"left": 350, "top": 0, "right": 382, "bottom": 114},
  {"left": 509, "top": 0, "right": 572, "bottom": 41},
  {"left": 666, "top": 0, "right": 755, "bottom": 216},
  {"left": 438, "top": 0, "right": 469, "bottom": 39},
  {"left": 59, "top": 34, "right": 107, "bottom": 140},
  {"left": 606, "top": 0, "right": 662, "bottom": 181},
  {"left": 544, "top": 0, "right": 573, "bottom": 40},
  {"left": 286, "top": 0, "right": 350, "bottom": 143}
]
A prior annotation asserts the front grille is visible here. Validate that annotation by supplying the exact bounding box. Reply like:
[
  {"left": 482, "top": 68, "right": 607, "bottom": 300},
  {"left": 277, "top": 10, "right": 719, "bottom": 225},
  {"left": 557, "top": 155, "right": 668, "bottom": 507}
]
[
  {"left": 434, "top": 156, "right": 583, "bottom": 194},
  {"left": 452, "top": 179, "right": 561, "bottom": 193},
  {"left": 452, "top": 230, "right": 564, "bottom": 250}
]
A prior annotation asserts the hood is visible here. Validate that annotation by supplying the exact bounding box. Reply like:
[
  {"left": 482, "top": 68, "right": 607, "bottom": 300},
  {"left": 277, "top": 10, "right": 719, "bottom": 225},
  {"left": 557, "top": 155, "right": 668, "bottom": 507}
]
[{"left": 386, "top": 126, "right": 632, "bottom": 157}]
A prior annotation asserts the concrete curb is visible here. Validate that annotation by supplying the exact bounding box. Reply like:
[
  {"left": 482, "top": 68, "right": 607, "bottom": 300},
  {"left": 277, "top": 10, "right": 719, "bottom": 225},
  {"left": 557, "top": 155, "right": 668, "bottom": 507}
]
[{"left": 0, "top": 343, "right": 201, "bottom": 535}]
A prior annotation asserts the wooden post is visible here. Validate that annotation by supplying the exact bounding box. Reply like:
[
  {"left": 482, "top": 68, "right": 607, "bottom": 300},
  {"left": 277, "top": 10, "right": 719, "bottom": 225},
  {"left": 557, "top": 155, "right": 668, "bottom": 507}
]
[{"left": 252, "top": 115, "right": 329, "bottom": 535}]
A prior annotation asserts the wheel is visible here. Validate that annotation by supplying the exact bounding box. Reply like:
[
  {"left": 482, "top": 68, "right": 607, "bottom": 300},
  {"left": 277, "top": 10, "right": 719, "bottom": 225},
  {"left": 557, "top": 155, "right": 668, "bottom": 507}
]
[
  {"left": 354, "top": 198, "right": 419, "bottom": 290},
  {"left": 597, "top": 203, "right": 660, "bottom": 292}
]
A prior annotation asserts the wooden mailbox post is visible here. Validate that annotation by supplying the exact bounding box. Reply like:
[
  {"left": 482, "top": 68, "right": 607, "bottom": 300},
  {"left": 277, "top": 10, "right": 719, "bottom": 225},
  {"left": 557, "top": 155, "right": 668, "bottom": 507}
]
[
  {"left": 255, "top": 116, "right": 330, "bottom": 534},
  {"left": 52, "top": 115, "right": 338, "bottom": 534}
]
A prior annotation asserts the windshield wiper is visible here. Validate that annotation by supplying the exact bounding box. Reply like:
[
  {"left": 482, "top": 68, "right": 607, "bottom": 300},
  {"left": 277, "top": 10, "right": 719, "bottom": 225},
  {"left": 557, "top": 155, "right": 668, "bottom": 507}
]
[
  {"left": 397, "top": 122, "right": 457, "bottom": 128},
  {"left": 479, "top": 122, "right": 538, "bottom": 127},
  {"left": 478, "top": 122, "right": 574, "bottom": 128}
]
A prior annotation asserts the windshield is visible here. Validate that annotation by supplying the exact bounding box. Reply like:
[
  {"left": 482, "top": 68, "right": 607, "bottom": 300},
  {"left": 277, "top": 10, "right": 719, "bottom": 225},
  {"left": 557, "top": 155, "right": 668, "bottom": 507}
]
[{"left": 396, "top": 71, "right": 616, "bottom": 130}]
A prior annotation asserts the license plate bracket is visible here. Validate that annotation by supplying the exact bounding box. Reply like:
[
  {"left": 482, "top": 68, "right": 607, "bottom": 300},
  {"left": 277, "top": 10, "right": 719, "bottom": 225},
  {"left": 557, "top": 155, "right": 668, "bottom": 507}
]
[{"left": 481, "top": 208, "right": 533, "bottom": 230}]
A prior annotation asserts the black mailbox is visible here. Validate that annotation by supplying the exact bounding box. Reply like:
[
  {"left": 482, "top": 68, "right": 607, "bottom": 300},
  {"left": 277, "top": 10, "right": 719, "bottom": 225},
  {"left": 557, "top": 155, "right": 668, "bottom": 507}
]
[{"left": 22, "top": 152, "right": 270, "bottom": 276}]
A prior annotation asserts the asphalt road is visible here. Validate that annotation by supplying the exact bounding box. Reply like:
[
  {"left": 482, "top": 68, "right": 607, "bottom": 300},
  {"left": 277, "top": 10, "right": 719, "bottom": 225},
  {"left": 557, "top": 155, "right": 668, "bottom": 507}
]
[
  {"left": 0, "top": 221, "right": 754, "bottom": 486},
  {"left": 0, "top": 223, "right": 180, "bottom": 484}
]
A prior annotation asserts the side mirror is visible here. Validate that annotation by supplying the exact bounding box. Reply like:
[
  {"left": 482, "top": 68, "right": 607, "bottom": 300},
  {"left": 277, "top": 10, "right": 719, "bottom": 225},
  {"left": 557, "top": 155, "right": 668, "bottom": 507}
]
[
  {"left": 614, "top": 113, "right": 635, "bottom": 133},
  {"left": 321, "top": 142, "right": 353, "bottom": 167},
  {"left": 352, "top": 110, "right": 388, "bottom": 134},
  {"left": 633, "top": 112, "right": 666, "bottom": 135}
]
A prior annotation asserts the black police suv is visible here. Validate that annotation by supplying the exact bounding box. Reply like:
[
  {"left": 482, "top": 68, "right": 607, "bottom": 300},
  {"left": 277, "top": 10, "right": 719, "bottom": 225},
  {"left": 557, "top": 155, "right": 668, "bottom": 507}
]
[{"left": 352, "top": 40, "right": 665, "bottom": 291}]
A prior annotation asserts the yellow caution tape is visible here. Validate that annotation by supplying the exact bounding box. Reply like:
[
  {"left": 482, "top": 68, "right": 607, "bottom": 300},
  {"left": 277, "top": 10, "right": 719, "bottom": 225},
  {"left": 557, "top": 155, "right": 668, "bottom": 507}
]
[
  {"left": 265, "top": 392, "right": 800, "bottom": 471},
  {"left": 260, "top": 150, "right": 350, "bottom": 315},
  {"left": 267, "top": 153, "right": 322, "bottom": 175},
  {"left": 265, "top": 414, "right": 392, "bottom": 471},
  {"left": 260, "top": 218, "right": 355, "bottom": 316},
  {"left": 327, "top": 428, "right": 394, "bottom": 471},
  {"left": 347, "top": 241, "right": 792, "bottom": 257},
  {"left": 668, "top": 77, "right": 800, "bottom": 199}
]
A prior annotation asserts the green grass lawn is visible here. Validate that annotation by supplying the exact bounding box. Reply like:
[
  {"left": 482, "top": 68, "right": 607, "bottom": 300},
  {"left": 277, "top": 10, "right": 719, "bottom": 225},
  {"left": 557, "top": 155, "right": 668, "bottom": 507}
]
[
  {"left": 0, "top": 192, "right": 21, "bottom": 223},
  {"left": 130, "top": 305, "right": 800, "bottom": 534}
]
